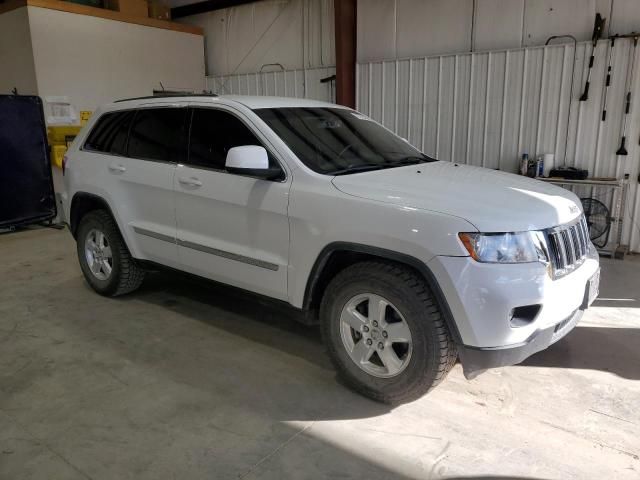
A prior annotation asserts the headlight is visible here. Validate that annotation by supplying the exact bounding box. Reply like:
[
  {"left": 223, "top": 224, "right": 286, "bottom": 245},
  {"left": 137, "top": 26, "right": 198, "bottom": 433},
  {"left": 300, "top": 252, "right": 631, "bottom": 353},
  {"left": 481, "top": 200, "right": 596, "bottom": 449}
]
[{"left": 458, "top": 231, "right": 549, "bottom": 264}]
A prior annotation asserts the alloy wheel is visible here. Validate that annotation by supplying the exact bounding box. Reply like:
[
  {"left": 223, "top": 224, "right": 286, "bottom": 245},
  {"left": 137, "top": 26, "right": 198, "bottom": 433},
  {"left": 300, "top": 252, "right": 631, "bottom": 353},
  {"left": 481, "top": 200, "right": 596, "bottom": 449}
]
[
  {"left": 84, "top": 228, "right": 113, "bottom": 281},
  {"left": 339, "top": 293, "right": 413, "bottom": 378}
]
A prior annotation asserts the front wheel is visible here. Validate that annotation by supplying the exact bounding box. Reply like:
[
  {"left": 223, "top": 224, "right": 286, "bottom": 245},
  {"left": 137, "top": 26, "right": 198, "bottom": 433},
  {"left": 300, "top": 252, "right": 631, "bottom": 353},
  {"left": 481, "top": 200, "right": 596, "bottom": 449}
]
[
  {"left": 320, "top": 261, "right": 456, "bottom": 404},
  {"left": 76, "top": 210, "right": 145, "bottom": 296}
]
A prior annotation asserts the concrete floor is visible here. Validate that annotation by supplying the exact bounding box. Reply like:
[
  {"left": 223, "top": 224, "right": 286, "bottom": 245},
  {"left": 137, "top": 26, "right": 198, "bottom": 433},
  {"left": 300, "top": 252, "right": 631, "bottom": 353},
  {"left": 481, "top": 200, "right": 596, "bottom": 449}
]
[{"left": 1, "top": 227, "right": 639, "bottom": 480}]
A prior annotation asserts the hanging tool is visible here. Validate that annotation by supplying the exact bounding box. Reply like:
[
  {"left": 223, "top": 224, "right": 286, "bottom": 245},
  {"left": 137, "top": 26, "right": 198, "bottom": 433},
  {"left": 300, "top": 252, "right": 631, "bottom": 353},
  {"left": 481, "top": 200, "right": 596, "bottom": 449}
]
[
  {"left": 616, "top": 34, "right": 638, "bottom": 156},
  {"left": 601, "top": 35, "right": 617, "bottom": 121},
  {"left": 545, "top": 35, "right": 578, "bottom": 166},
  {"left": 580, "top": 13, "right": 606, "bottom": 101}
]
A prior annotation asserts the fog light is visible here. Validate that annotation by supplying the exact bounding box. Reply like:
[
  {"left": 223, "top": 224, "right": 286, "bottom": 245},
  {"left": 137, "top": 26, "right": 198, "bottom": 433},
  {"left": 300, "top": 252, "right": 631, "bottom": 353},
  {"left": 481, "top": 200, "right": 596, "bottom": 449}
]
[{"left": 510, "top": 304, "right": 541, "bottom": 327}]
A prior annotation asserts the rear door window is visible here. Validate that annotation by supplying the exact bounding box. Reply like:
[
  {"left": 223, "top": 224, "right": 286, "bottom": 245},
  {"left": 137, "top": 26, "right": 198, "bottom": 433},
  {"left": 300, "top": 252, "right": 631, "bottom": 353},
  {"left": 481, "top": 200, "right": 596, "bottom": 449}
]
[
  {"left": 84, "top": 110, "right": 134, "bottom": 156},
  {"left": 127, "top": 107, "right": 188, "bottom": 162}
]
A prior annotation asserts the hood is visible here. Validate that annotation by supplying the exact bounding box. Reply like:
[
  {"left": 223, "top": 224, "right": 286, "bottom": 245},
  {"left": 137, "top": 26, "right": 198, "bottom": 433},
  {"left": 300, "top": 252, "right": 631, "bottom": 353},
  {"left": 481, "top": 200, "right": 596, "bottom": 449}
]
[{"left": 331, "top": 161, "right": 582, "bottom": 232}]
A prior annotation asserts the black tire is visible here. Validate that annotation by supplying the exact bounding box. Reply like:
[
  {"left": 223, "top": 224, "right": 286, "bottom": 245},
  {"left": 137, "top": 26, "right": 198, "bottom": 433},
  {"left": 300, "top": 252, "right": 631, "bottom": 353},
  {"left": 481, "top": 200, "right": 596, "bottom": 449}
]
[
  {"left": 320, "top": 261, "right": 456, "bottom": 404},
  {"left": 76, "top": 210, "right": 145, "bottom": 296}
]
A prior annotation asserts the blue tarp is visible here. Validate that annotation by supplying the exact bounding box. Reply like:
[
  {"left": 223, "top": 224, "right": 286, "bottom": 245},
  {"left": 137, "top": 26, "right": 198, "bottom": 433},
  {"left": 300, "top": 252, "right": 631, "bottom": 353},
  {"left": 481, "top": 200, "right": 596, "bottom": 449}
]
[{"left": 0, "top": 95, "right": 56, "bottom": 228}]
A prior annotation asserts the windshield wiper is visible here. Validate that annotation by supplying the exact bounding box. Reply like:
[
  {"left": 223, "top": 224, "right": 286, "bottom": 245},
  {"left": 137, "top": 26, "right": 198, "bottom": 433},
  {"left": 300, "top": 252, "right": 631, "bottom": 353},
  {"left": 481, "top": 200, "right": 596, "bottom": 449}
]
[
  {"left": 393, "top": 156, "right": 427, "bottom": 165},
  {"left": 330, "top": 164, "right": 390, "bottom": 175},
  {"left": 329, "top": 157, "right": 428, "bottom": 175}
]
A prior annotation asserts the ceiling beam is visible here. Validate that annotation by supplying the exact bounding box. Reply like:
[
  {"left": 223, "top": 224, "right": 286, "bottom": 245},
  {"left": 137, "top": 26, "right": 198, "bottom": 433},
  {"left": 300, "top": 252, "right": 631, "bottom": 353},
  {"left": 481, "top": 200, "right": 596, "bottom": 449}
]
[{"left": 171, "top": 0, "right": 256, "bottom": 19}]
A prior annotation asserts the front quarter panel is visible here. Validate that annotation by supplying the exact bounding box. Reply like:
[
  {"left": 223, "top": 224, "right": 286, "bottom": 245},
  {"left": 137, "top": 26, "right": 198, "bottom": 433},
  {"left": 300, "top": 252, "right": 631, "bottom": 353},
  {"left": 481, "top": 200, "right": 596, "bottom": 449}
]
[{"left": 287, "top": 176, "right": 475, "bottom": 308}]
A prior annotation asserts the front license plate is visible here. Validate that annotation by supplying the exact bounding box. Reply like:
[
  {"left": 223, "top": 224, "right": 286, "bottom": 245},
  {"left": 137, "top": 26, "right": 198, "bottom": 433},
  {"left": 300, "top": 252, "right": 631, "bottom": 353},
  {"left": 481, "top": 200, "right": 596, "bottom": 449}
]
[{"left": 587, "top": 269, "right": 600, "bottom": 307}]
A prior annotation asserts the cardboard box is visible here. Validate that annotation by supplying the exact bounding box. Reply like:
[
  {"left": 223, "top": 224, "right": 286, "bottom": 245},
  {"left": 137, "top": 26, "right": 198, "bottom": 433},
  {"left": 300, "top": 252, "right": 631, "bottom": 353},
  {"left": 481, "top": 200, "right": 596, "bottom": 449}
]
[
  {"left": 148, "top": 0, "right": 170, "bottom": 20},
  {"left": 105, "top": 0, "right": 148, "bottom": 18}
]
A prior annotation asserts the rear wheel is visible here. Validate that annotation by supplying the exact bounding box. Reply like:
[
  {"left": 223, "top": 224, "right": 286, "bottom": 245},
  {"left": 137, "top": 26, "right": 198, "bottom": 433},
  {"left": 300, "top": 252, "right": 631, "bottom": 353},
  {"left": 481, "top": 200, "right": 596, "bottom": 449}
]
[
  {"left": 320, "top": 261, "right": 456, "bottom": 404},
  {"left": 76, "top": 210, "right": 145, "bottom": 296}
]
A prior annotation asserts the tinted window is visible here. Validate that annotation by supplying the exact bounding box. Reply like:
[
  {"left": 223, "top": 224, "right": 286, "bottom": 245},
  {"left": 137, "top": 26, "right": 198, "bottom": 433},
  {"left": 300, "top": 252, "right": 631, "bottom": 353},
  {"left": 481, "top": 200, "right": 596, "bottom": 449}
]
[
  {"left": 128, "top": 108, "right": 187, "bottom": 162},
  {"left": 255, "top": 107, "right": 434, "bottom": 175},
  {"left": 84, "top": 110, "right": 134, "bottom": 155},
  {"left": 188, "top": 108, "right": 278, "bottom": 170}
]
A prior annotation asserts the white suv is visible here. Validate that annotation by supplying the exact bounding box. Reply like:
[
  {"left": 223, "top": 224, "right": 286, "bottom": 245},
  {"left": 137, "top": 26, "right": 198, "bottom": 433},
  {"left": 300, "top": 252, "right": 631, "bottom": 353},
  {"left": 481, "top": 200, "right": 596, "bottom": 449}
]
[{"left": 61, "top": 95, "right": 600, "bottom": 403}]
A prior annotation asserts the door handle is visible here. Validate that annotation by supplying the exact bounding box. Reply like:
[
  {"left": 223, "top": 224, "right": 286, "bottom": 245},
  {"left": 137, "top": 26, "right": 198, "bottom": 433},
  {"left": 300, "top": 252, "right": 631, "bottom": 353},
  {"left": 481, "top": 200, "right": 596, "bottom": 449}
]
[
  {"left": 178, "top": 176, "right": 203, "bottom": 187},
  {"left": 108, "top": 163, "right": 126, "bottom": 173}
]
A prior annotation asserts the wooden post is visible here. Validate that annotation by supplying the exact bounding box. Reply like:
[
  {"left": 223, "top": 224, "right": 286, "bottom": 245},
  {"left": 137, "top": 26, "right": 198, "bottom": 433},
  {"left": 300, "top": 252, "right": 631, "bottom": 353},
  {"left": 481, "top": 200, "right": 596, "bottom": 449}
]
[{"left": 334, "top": 0, "right": 356, "bottom": 108}]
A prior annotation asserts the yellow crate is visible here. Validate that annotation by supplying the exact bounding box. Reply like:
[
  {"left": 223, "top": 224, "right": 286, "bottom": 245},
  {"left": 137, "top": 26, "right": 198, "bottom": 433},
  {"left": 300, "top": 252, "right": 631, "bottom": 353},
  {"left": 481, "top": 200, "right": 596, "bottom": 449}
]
[
  {"left": 51, "top": 144, "right": 67, "bottom": 169},
  {"left": 47, "top": 125, "right": 82, "bottom": 145}
]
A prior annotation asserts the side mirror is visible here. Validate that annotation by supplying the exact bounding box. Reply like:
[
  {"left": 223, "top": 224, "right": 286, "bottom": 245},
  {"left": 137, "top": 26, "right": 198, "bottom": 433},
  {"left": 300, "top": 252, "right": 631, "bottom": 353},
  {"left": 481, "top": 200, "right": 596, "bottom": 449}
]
[{"left": 225, "top": 146, "right": 281, "bottom": 180}]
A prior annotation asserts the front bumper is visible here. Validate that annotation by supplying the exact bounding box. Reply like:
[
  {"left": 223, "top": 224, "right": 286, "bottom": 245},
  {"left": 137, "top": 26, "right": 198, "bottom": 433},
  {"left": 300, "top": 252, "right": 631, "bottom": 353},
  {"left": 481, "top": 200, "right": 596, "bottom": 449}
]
[
  {"left": 427, "top": 247, "right": 599, "bottom": 378},
  {"left": 457, "top": 307, "right": 583, "bottom": 379}
]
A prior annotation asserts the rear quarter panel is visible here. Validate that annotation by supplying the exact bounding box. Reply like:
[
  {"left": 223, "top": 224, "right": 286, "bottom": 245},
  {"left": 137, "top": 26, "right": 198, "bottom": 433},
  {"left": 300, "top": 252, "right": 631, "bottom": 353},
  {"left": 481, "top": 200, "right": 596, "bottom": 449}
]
[{"left": 63, "top": 108, "right": 145, "bottom": 260}]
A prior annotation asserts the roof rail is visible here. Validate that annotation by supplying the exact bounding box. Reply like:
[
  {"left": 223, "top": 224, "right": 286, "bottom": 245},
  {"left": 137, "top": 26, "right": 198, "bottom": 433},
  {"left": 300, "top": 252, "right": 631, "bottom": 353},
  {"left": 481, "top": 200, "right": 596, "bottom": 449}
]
[{"left": 114, "top": 93, "right": 219, "bottom": 103}]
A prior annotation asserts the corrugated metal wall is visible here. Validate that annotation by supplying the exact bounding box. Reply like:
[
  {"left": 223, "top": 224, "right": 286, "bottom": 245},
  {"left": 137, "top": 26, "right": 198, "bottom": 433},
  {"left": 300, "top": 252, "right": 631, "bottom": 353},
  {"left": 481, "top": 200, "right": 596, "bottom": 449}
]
[
  {"left": 357, "top": 39, "right": 640, "bottom": 253},
  {"left": 207, "top": 66, "right": 336, "bottom": 102}
]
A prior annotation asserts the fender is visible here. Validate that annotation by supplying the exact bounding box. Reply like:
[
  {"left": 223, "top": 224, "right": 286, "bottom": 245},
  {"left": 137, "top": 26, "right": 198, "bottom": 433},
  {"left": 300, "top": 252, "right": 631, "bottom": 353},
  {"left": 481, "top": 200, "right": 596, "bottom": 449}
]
[
  {"left": 69, "top": 192, "right": 118, "bottom": 238},
  {"left": 303, "top": 242, "right": 463, "bottom": 344}
]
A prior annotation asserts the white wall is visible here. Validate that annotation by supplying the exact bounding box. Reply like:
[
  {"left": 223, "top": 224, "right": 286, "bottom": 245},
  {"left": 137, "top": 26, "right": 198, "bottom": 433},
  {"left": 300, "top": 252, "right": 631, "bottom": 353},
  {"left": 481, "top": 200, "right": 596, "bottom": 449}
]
[
  {"left": 27, "top": 6, "right": 205, "bottom": 113},
  {"left": 178, "top": 0, "right": 334, "bottom": 76},
  {"left": 357, "top": 0, "right": 640, "bottom": 62},
  {"left": 176, "top": 0, "right": 640, "bottom": 75},
  {"left": 0, "top": 7, "right": 38, "bottom": 95}
]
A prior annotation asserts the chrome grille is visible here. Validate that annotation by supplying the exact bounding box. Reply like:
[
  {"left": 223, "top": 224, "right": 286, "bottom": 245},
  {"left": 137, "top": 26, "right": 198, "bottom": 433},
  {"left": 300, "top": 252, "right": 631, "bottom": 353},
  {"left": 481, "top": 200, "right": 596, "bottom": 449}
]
[{"left": 546, "top": 216, "right": 590, "bottom": 278}]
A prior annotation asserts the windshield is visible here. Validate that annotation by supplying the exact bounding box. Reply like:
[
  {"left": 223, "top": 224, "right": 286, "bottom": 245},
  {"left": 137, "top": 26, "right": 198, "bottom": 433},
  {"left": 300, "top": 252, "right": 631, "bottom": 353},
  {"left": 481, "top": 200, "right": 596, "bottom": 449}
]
[{"left": 254, "top": 107, "right": 436, "bottom": 175}]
